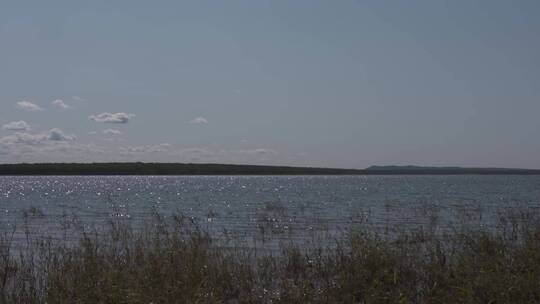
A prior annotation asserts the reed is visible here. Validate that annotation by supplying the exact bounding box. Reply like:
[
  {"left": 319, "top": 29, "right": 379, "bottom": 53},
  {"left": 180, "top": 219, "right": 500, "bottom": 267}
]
[{"left": 1, "top": 208, "right": 539, "bottom": 303}]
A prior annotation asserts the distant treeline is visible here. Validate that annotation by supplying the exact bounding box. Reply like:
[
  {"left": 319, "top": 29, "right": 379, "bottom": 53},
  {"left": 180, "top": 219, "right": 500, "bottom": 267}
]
[
  {"left": 0, "top": 163, "right": 364, "bottom": 175},
  {"left": 1, "top": 163, "right": 540, "bottom": 175}
]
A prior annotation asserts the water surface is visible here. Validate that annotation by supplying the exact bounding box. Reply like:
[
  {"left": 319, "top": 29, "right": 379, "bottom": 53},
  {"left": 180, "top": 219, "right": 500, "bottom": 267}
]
[{"left": 1, "top": 175, "right": 539, "bottom": 248}]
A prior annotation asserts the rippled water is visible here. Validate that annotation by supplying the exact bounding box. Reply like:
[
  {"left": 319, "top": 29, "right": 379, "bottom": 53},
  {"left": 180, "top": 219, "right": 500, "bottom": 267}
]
[{"left": 1, "top": 175, "right": 540, "bottom": 248}]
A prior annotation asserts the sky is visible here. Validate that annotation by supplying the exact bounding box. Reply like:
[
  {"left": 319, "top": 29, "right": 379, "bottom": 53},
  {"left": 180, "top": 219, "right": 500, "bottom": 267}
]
[{"left": 1, "top": 0, "right": 539, "bottom": 169}]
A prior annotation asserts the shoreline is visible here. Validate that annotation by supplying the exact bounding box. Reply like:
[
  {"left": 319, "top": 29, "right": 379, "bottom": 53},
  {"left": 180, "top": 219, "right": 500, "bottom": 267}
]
[{"left": 2, "top": 163, "right": 540, "bottom": 175}]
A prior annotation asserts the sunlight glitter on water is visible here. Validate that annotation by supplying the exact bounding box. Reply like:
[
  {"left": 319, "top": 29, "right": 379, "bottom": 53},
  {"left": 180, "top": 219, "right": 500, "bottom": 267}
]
[{"left": 1, "top": 175, "right": 540, "bottom": 248}]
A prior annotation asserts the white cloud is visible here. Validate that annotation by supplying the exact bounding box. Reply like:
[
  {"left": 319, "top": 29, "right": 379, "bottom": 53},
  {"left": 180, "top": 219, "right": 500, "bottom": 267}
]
[
  {"left": 0, "top": 128, "right": 85, "bottom": 163},
  {"left": 47, "top": 128, "right": 76, "bottom": 141},
  {"left": 0, "top": 129, "right": 75, "bottom": 148},
  {"left": 165, "top": 147, "right": 278, "bottom": 163},
  {"left": 2, "top": 121, "right": 31, "bottom": 131},
  {"left": 15, "top": 101, "right": 43, "bottom": 112},
  {"left": 189, "top": 116, "right": 208, "bottom": 124},
  {"left": 72, "top": 96, "right": 85, "bottom": 102},
  {"left": 0, "top": 133, "right": 105, "bottom": 163},
  {"left": 102, "top": 129, "right": 123, "bottom": 135},
  {"left": 90, "top": 112, "right": 135, "bottom": 124},
  {"left": 0, "top": 135, "right": 284, "bottom": 164},
  {"left": 0, "top": 132, "right": 46, "bottom": 146},
  {"left": 250, "top": 148, "right": 277, "bottom": 155},
  {"left": 174, "top": 148, "right": 217, "bottom": 162},
  {"left": 235, "top": 148, "right": 278, "bottom": 156},
  {"left": 119, "top": 143, "right": 171, "bottom": 154},
  {"left": 51, "top": 99, "right": 70, "bottom": 109}
]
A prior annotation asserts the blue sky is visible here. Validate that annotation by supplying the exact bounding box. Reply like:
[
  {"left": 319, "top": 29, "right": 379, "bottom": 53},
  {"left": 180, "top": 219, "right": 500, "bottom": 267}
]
[{"left": 1, "top": 0, "right": 539, "bottom": 168}]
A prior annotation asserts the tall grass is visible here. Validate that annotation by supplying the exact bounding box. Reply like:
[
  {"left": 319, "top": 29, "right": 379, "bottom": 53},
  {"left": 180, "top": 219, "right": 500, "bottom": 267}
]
[{"left": 1, "top": 209, "right": 540, "bottom": 303}]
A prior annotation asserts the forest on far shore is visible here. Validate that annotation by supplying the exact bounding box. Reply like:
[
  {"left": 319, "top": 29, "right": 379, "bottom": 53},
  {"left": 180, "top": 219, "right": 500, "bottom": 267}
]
[{"left": 1, "top": 163, "right": 540, "bottom": 175}]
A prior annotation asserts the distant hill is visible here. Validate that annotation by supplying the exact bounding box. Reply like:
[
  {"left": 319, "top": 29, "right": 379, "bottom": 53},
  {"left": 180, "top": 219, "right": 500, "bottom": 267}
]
[
  {"left": 365, "top": 165, "right": 540, "bottom": 175},
  {"left": 0, "top": 163, "right": 539, "bottom": 175},
  {"left": 367, "top": 165, "right": 463, "bottom": 171}
]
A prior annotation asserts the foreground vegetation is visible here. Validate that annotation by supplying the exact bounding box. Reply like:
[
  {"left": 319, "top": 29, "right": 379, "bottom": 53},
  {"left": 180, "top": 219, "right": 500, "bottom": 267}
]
[{"left": 1, "top": 210, "right": 540, "bottom": 304}]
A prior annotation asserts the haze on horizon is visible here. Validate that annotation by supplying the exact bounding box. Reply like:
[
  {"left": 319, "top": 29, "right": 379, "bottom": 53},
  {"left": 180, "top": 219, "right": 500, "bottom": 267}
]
[{"left": 1, "top": 1, "right": 539, "bottom": 169}]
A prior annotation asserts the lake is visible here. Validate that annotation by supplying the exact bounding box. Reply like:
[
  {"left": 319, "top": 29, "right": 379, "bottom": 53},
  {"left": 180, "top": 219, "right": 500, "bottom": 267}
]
[{"left": 1, "top": 175, "right": 540, "bottom": 248}]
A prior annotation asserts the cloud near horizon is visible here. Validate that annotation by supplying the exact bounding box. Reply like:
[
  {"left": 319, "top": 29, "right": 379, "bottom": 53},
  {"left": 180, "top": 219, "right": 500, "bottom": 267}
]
[
  {"left": 119, "top": 143, "right": 171, "bottom": 154},
  {"left": 51, "top": 99, "right": 70, "bottom": 109},
  {"left": 189, "top": 117, "right": 208, "bottom": 124},
  {"left": 90, "top": 112, "right": 135, "bottom": 124},
  {"left": 0, "top": 128, "right": 75, "bottom": 145},
  {"left": 2, "top": 121, "right": 31, "bottom": 131},
  {"left": 15, "top": 101, "right": 43, "bottom": 112},
  {"left": 48, "top": 128, "right": 76, "bottom": 141},
  {"left": 102, "top": 129, "right": 123, "bottom": 135},
  {"left": 0, "top": 132, "right": 105, "bottom": 163}
]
